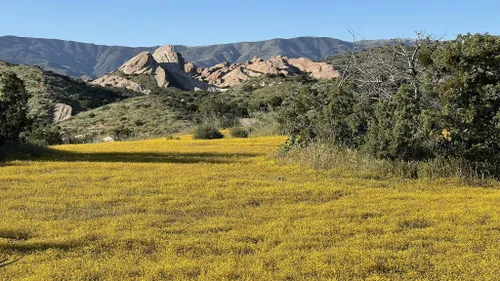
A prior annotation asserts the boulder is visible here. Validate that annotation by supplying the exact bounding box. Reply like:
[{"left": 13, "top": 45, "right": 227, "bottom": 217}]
[
  {"left": 152, "top": 45, "right": 219, "bottom": 92},
  {"left": 91, "top": 74, "right": 151, "bottom": 94},
  {"left": 154, "top": 66, "right": 169, "bottom": 88},
  {"left": 52, "top": 103, "right": 72, "bottom": 122},
  {"left": 118, "top": 52, "right": 158, "bottom": 75},
  {"left": 103, "top": 136, "right": 114, "bottom": 142},
  {"left": 184, "top": 62, "right": 197, "bottom": 75},
  {"left": 288, "top": 57, "right": 339, "bottom": 79},
  {"left": 153, "top": 45, "right": 185, "bottom": 69}
]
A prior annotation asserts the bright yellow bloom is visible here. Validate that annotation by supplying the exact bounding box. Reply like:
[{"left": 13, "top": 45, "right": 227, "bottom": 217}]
[{"left": 0, "top": 135, "right": 499, "bottom": 280}]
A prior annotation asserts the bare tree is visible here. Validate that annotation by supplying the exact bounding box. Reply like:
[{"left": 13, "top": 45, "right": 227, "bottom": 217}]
[{"left": 333, "top": 29, "right": 439, "bottom": 101}]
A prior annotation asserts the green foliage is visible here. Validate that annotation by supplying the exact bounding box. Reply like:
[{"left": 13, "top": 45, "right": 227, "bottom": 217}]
[
  {"left": 280, "top": 34, "right": 500, "bottom": 178},
  {"left": 363, "top": 85, "right": 432, "bottom": 161},
  {"left": 112, "top": 126, "right": 134, "bottom": 141},
  {"left": 0, "top": 71, "right": 30, "bottom": 145},
  {"left": 230, "top": 127, "right": 249, "bottom": 138},
  {"left": 192, "top": 124, "right": 224, "bottom": 140},
  {"left": 424, "top": 34, "right": 500, "bottom": 171},
  {"left": 195, "top": 98, "right": 247, "bottom": 128},
  {"left": 26, "top": 124, "right": 63, "bottom": 145}
]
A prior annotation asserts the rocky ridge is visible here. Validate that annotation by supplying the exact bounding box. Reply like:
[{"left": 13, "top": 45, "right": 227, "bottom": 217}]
[
  {"left": 91, "top": 46, "right": 218, "bottom": 93},
  {"left": 91, "top": 45, "right": 339, "bottom": 93},
  {"left": 192, "top": 56, "right": 339, "bottom": 88}
]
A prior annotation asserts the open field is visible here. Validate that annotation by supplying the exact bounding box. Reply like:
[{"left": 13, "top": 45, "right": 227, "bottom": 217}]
[{"left": 1, "top": 135, "right": 500, "bottom": 280}]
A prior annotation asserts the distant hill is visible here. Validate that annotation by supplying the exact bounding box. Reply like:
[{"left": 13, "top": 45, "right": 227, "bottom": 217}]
[
  {"left": 0, "top": 61, "right": 137, "bottom": 123},
  {"left": 0, "top": 36, "right": 391, "bottom": 78}
]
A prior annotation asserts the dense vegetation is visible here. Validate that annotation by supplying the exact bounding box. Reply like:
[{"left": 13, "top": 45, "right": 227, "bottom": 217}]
[{"left": 279, "top": 33, "right": 500, "bottom": 178}]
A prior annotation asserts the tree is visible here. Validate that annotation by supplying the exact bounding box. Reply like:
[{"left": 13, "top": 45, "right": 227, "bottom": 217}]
[
  {"left": 0, "top": 71, "right": 30, "bottom": 145},
  {"left": 423, "top": 34, "right": 500, "bottom": 171}
]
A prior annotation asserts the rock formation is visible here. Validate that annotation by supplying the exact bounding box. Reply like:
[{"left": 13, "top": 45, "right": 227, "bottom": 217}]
[
  {"left": 193, "top": 56, "right": 339, "bottom": 88},
  {"left": 52, "top": 103, "right": 72, "bottom": 122},
  {"left": 92, "top": 45, "right": 218, "bottom": 93},
  {"left": 184, "top": 62, "right": 197, "bottom": 75},
  {"left": 153, "top": 45, "right": 185, "bottom": 69},
  {"left": 91, "top": 74, "right": 152, "bottom": 95},
  {"left": 288, "top": 58, "right": 339, "bottom": 79},
  {"left": 91, "top": 45, "right": 339, "bottom": 92},
  {"left": 118, "top": 51, "right": 159, "bottom": 75}
]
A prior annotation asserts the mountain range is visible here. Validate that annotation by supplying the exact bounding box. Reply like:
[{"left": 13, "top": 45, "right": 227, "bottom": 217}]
[{"left": 0, "top": 35, "right": 391, "bottom": 78}]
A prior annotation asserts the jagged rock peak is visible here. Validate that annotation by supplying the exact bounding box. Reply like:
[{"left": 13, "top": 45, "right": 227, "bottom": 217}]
[
  {"left": 118, "top": 51, "right": 158, "bottom": 75},
  {"left": 153, "top": 45, "right": 185, "bottom": 68}
]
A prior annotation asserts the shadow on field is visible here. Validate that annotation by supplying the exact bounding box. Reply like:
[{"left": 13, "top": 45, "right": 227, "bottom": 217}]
[
  {"left": 0, "top": 257, "right": 22, "bottom": 269},
  {"left": 0, "top": 240, "right": 79, "bottom": 253},
  {"left": 33, "top": 150, "right": 262, "bottom": 164}
]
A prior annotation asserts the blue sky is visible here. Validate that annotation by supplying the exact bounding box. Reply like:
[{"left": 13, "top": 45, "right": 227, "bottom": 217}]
[{"left": 0, "top": 0, "right": 497, "bottom": 47}]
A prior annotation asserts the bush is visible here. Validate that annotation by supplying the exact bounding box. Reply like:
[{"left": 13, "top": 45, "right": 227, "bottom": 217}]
[
  {"left": 230, "top": 127, "right": 249, "bottom": 138},
  {"left": 26, "top": 124, "right": 63, "bottom": 145},
  {"left": 193, "top": 124, "right": 224, "bottom": 140},
  {"left": 195, "top": 98, "right": 248, "bottom": 128},
  {"left": 112, "top": 126, "right": 134, "bottom": 141}
]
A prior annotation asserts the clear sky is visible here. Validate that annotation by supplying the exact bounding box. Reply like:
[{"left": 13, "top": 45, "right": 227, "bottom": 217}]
[{"left": 0, "top": 0, "right": 497, "bottom": 47}]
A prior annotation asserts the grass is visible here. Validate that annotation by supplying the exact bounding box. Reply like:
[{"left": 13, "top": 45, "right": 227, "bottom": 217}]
[
  {"left": 1, "top": 135, "right": 500, "bottom": 280},
  {"left": 59, "top": 95, "right": 193, "bottom": 140}
]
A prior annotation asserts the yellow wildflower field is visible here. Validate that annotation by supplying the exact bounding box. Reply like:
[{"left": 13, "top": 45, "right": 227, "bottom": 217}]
[{"left": 1, "top": 136, "right": 500, "bottom": 280}]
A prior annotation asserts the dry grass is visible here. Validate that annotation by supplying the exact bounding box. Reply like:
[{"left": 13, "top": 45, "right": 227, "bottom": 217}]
[{"left": 1, "top": 135, "right": 500, "bottom": 280}]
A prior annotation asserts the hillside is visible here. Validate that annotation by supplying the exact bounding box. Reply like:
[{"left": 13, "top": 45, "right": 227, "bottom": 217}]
[
  {"left": 59, "top": 75, "right": 310, "bottom": 140},
  {"left": 0, "top": 35, "right": 391, "bottom": 78},
  {"left": 58, "top": 94, "right": 193, "bottom": 140},
  {"left": 0, "top": 61, "right": 137, "bottom": 123}
]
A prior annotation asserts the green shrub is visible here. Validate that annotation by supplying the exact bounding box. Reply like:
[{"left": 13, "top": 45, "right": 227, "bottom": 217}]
[
  {"left": 26, "top": 124, "right": 63, "bottom": 145},
  {"left": 0, "top": 71, "right": 30, "bottom": 145},
  {"left": 230, "top": 127, "right": 249, "bottom": 138},
  {"left": 112, "top": 126, "right": 134, "bottom": 141},
  {"left": 193, "top": 124, "right": 224, "bottom": 140}
]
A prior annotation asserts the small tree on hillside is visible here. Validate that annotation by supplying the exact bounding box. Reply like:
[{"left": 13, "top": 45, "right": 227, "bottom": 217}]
[{"left": 0, "top": 71, "right": 30, "bottom": 145}]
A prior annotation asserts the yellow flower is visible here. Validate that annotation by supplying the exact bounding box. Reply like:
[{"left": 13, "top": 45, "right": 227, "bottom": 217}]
[{"left": 442, "top": 129, "right": 452, "bottom": 141}]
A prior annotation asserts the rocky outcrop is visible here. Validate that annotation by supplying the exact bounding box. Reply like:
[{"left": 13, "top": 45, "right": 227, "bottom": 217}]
[
  {"left": 92, "top": 46, "right": 338, "bottom": 92},
  {"left": 245, "top": 56, "right": 301, "bottom": 76},
  {"left": 153, "top": 45, "right": 218, "bottom": 92},
  {"left": 92, "top": 45, "right": 219, "bottom": 93},
  {"left": 118, "top": 51, "right": 158, "bottom": 75},
  {"left": 153, "top": 45, "right": 185, "bottom": 69},
  {"left": 184, "top": 62, "right": 197, "bottom": 75},
  {"left": 91, "top": 74, "right": 152, "bottom": 94},
  {"left": 154, "top": 66, "right": 169, "bottom": 88},
  {"left": 193, "top": 56, "right": 338, "bottom": 88},
  {"left": 288, "top": 58, "right": 339, "bottom": 79},
  {"left": 53, "top": 103, "right": 72, "bottom": 122}
]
